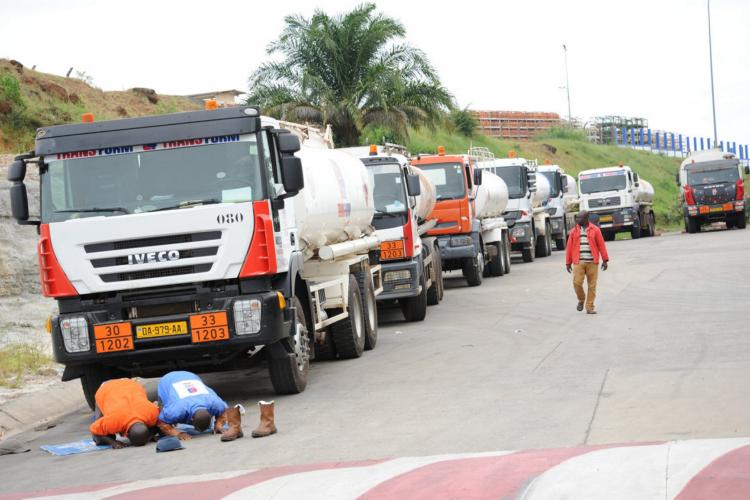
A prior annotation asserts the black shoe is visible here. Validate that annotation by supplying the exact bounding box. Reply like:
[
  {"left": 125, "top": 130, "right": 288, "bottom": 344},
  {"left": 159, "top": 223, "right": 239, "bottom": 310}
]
[{"left": 576, "top": 302, "right": 584, "bottom": 312}]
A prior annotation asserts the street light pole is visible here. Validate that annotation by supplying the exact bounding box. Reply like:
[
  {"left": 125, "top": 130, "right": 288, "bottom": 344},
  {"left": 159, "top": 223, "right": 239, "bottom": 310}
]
[
  {"left": 563, "top": 44, "right": 572, "bottom": 124},
  {"left": 707, "top": 0, "right": 718, "bottom": 144}
]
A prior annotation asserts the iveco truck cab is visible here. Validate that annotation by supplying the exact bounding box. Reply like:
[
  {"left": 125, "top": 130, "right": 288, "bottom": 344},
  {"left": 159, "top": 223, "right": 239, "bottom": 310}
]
[
  {"left": 412, "top": 148, "right": 485, "bottom": 286},
  {"left": 678, "top": 149, "right": 748, "bottom": 232}
]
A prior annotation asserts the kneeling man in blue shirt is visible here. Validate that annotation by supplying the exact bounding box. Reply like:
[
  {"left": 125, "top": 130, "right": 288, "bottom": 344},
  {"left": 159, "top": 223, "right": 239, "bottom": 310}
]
[{"left": 158, "top": 371, "right": 243, "bottom": 441}]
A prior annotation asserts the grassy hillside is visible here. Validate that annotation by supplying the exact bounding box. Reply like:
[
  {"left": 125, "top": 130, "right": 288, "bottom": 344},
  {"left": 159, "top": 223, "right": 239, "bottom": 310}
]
[
  {"left": 407, "top": 127, "right": 683, "bottom": 228},
  {"left": 0, "top": 58, "right": 200, "bottom": 152}
]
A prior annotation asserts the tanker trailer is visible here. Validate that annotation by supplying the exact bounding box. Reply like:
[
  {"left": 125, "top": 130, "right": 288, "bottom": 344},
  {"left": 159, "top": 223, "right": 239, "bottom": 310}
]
[{"left": 473, "top": 165, "right": 512, "bottom": 277}]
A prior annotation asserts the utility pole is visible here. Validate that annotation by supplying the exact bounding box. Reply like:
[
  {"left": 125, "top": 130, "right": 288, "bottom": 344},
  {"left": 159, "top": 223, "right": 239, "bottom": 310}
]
[
  {"left": 563, "top": 44, "right": 572, "bottom": 125},
  {"left": 707, "top": 0, "right": 718, "bottom": 144}
]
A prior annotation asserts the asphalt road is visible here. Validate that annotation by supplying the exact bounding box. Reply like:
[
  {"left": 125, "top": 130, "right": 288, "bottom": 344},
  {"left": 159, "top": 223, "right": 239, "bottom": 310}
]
[{"left": 3, "top": 227, "right": 750, "bottom": 494}]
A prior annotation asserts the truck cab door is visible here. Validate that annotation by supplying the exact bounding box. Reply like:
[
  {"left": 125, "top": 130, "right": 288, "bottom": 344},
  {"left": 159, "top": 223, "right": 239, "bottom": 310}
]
[{"left": 260, "top": 130, "right": 296, "bottom": 272}]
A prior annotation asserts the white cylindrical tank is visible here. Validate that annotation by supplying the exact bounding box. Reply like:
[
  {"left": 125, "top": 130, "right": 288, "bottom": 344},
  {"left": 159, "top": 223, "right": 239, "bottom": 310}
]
[
  {"left": 294, "top": 146, "right": 374, "bottom": 255},
  {"left": 635, "top": 179, "right": 654, "bottom": 203},
  {"left": 532, "top": 172, "right": 551, "bottom": 207},
  {"left": 564, "top": 174, "right": 577, "bottom": 197},
  {"left": 413, "top": 168, "right": 436, "bottom": 222},
  {"left": 475, "top": 170, "right": 509, "bottom": 219}
]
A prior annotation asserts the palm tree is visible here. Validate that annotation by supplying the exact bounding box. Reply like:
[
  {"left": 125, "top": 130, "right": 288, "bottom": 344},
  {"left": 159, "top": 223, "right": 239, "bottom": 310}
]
[{"left": 248, "top": 3, "right": 453, "bottom": 146}]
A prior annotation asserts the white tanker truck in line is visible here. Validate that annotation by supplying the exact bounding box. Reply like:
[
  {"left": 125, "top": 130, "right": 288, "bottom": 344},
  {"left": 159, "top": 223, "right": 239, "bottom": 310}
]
[
  {"left": 477, "top": 154, "right": 553, "bottom": 262},
  {"left": 538, "top": 164, "right": 578, "bottom": 250},
  {"left": 340, "top": 144, "right": 444, "bottom": 322},
  {"left": 7, "top": 105, "right": 384, "bottom": 408},
  {"left": 578, "top": 165, "right": 655, "bottom": 240}
]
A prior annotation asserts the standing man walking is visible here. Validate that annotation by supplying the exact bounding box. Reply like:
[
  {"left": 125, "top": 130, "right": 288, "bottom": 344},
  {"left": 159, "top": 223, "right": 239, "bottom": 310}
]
[{"left": 565, "top": 211, "right": 609, "bottom": 314}]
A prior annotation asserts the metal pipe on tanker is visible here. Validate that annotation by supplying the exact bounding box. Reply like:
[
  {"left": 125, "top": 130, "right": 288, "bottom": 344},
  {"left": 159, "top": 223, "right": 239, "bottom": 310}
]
[{"left": 318, "top": 236, "right": 380, "bottom": 261}]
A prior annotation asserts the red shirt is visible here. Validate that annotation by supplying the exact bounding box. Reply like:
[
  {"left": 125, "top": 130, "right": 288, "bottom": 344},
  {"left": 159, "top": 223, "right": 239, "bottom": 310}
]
[
  {"left": 90, "top": 379, "right": 159, "bottom": 437},
  {"left": 565, "top": 224, "right": 609, "bottom": 265}
]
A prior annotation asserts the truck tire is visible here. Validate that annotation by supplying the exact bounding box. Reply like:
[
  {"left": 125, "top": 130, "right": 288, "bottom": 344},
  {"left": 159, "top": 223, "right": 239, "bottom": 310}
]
[
  {"left": 535, "top": 222, "right": 551, "bottom": 258},
  {"left": 401, "top": 270, "right": 428, "bottom": 321},
  {"left": 268, "top": 296, "right": 310, "bottom": 394},
  {"left": 603, "top": 231, "right": 615, "bottom": 241},
  {"left": 329, "top": 274, "right": 366, "bottom": 359},
  {"left": 355, "top": 271, "right": 378, "bottom": 351},
  {"left": 685, "top": 217, "right": 701, "bottom": 234},
  {"left": 555, "top": 223, "right": 567, "bottom": 250},
  {"left": 462, "top": 250, "right": 484, "bottom": 286},
  {"left": 502, "top": 232, "right": 511, "bottom": 274},
  {"left": 80, "top": 365, "right": 116, "bottom": 411},
  {"left": 736, "top": 210, "right": 747, "bottom": 229},
  {"left": 630, "top": 221, "right": 642, "bottom": 239},
  {"left": 314, "top": 330, "right": 337, "bottom": 361},
  {"left": 427, "top": 248, "right": 442, "bottom": 306},
  {"left": 489, "top": 242, "right": 504, "bottom": 277},
  {"left": 646, "top": 212, "right": 656, "bottom": 236}
]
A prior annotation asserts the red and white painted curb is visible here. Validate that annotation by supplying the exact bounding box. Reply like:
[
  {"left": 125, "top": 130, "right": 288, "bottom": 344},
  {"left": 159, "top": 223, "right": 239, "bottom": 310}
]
[{"left": 5, "top": 438, "right": 750, "bottom": 499}]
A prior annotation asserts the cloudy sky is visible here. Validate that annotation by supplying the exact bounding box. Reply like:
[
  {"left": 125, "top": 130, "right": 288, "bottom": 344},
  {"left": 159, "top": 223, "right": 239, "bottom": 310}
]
[{"left": 1, "top": 0, "right": 748, "bottom": 145}]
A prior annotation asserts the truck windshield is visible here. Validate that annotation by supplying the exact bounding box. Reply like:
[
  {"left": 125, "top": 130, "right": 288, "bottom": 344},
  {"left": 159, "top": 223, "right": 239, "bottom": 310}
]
[
  {"left": 492, "top": 166, "right": 526, "bottom": 199},
  {"left": 579, "top": 172, "right": 627, "bottom": 194},
  {"left": 40, "top": 136, "right": 264, "bottom": 222},
  {"left": 686, "top": 164, "right": 740, "bottom": 185},
  {"left": 419, "top": 163, "right": 465, "bottom": 200},
  {"left": 540, "top": 171, "right": 560, "bottom": 197},
  {"left": 367, "top": 163, "right": 408, "bottom": 214}
]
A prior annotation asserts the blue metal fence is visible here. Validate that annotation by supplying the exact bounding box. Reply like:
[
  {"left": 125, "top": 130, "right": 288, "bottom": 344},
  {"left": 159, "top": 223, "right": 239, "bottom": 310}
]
[{"left": 613, "top": 127, "right": 750, "bottom": 166}]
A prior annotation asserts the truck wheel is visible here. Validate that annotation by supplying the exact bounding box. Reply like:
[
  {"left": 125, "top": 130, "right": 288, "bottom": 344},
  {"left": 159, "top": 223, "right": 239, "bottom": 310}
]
[
  {"left": 535, "top": 223, "right": 551, "bottom": 258},
  {"left": 630, "top": 221, "right": 642, "bottom": 239},
  {"left": 314, "top": 330, "right": 337, "bottom": 361},
  {"left": 355, "top": 271, "right": 378, "bottom": 351},
  {"left": 462, "top": 251, "right": 484, "bottom": 286},
  {"left": 401, "top": 270, "right": 428, "bottom": 321},
  {"left": 80, "top": 365, "right": 116, "bottom": 411},
  {"left": 686, "top": 216, "right": 700, "bottom": 234},
  {"left": 268, "top": 296, "right": 310, "bottom": 394},
  {"left": 489, "top": 242, "right": 504, "bottom": 277},
  {"left": 555, "top": 224, "right": 567, "bottom": 250},
  {"left": 502, "top": 233, "right": 511, "bottom": 274},
  {"left": 737, "top": 211, "right": 747, "bottom": 229},
  {"left": 329, "top": 274, "right": 366, "bottom": 359},
  {"left": 603, "top": 231, "right": 615, "bottom": 242},
  {"left": 436, "top": 245, "right": 445, "bottom": 301},
  {"left": 427, "top": 249, "right": 442, "bottom": 306}
]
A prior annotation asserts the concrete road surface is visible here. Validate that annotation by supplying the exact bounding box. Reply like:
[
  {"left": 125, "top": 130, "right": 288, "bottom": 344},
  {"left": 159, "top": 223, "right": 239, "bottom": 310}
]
[{"left": 2, "top": 228, "right": 750, "bottom": 495}]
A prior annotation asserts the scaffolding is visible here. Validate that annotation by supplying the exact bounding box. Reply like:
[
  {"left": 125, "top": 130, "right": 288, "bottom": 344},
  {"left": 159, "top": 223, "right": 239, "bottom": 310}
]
[{"left": 588, "top": 116, "right": 649, "bottom": 144}]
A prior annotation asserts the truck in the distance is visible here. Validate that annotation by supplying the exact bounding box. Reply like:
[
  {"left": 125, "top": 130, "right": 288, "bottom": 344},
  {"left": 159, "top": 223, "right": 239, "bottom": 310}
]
[
  {"left": 482, "top": 154, "right": 552, "bottom": 262},
  {"left": 538, "top": 163, "right": 577, "bottom": 250},
  {"left": 577, "top": 165, "right": 655, "bottom": 240},
  {"left": 678, "top": 149, "right": 749, "bottom": 233},
  {"left": 342, "top": 144, "right": 443, "bottom": 322},
  {"left": 7, "top": 106, "right": 383, "bottom": 408}
]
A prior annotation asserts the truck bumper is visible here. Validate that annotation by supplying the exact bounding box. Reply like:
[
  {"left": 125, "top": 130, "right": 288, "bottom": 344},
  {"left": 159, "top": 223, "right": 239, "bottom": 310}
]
[
  {"left": 378, "top": 259, "right": 422, "bottom": 300},
  {"left": 686, "top": 201, "right": 745, "bottom": 221},
  {"left": 436, "top": 234, "right": 478, "bottom": 261},
  {"left": 51, "top": 289, "right": 289, "bottom": 377},
  {"left": 509, "top": 222, "right": 533, "bottom": 250},
  {"left": 591, "top": 208, "right": 636, "bottom": 232}
]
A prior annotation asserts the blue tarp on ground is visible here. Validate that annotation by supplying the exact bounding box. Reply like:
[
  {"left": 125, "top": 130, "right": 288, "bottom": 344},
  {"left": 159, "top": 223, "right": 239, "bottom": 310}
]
[{"left": 41, "top": 440, "right": 111, "bottom": 456}]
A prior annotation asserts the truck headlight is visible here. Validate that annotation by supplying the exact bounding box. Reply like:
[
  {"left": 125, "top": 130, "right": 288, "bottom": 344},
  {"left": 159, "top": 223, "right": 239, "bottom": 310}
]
[
  {"left": 60, "top": 316, "right": 90, "bottom": 353},
  {"left": 385, "top": 270, "right": 411, "bottom": 282},
  {"left": 450, "top": 236, "right": 473, "bottom": 247},
  {"left": 234, "top": 299, "right": 261, "bottom": 335},
  {"left": 511, "top": 226, "right": 527, "bottom": 237}
]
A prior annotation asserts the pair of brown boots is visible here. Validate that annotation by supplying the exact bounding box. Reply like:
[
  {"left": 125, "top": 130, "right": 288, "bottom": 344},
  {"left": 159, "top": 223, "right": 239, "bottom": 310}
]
[{"left": 215, "top": 401, "right": 277, "bottom": 441}]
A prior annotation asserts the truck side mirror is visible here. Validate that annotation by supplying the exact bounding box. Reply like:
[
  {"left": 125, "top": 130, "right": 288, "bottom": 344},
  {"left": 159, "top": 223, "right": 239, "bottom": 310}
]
[
  {"left": 473, "top": 168, "right": 483, "bottom": 186},
  {"left": 9, "top": 182, "right": 29, "bottom": 222},
  {"left": 7, "top": 160, "right": 26, "bottom": 182},
  {"left": 561, "top": 175, "right": 568, "bottom": 191},
  {"left": 527, "top": 170, "right": 537, "bottom": 192},
  {"left": 406, "top": 174, "right": 421, "bottom": 196},
  {"left": 277, "top": 133, "right": 301, "bottom": 154},
  {"left": 280, "top": 156, "right": 304, "bottom": 195},
  {"left": 745, "top": 165, "right": 750, "bottom": 175}
]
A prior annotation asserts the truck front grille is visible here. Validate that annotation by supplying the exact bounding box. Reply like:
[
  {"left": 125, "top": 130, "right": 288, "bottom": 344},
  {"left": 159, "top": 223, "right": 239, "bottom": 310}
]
[
  {"left": 100, "top": 264, "right": 213, "bottom": 283},
  {"left": 84, "top": 231, "right": 222, "bottom": 253},
  {"left": 588, "top": 196, "right": 620, "bottom": 208},
  {"left": 89, "top": 247, "right": 219, "bottom": 268}
]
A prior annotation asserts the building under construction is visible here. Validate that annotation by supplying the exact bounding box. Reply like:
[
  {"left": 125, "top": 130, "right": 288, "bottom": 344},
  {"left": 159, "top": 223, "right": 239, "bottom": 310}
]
[
  {"left": 472, "top": 111, "right": 561, "bottom": 141},
  {"left": 587, "top": 116, "right": 649, "bottom": 144}
]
